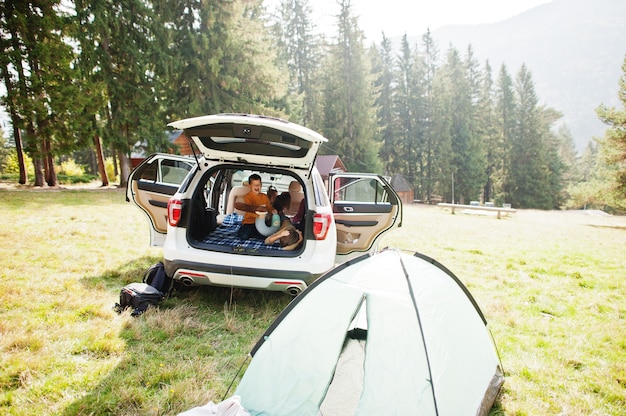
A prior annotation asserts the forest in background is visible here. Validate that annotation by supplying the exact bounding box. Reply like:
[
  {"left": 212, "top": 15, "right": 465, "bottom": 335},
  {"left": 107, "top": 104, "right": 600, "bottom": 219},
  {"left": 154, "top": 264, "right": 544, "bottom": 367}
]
[
  {"left": 429, "top": 0, "right": 626, "bottom": 153},
  {"left": 1, "top": 0, "right": 625, "bottom": 210}
]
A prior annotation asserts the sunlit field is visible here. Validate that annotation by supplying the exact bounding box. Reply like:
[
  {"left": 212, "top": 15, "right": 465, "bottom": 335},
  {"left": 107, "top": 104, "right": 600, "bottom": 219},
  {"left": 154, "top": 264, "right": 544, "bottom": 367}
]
[{"left": 1, "top": 187, "right": 625, "bottom": 415}]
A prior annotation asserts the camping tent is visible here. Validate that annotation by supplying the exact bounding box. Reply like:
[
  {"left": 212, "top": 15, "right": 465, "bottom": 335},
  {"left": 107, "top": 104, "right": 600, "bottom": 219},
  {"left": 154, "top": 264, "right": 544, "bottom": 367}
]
[{"left": 235, "top": 249, "right": 504, "bottom": 415}]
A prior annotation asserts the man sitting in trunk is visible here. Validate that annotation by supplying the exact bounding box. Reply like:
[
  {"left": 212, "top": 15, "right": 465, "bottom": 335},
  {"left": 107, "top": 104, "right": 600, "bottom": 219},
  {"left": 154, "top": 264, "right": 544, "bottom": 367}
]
[{"left": 235, "top": 174, "right": 273, "bottom": 240}]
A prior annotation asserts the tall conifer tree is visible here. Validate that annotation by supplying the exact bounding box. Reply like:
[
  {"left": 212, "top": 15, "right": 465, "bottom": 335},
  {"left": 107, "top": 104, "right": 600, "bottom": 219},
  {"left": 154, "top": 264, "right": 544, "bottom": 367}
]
[
  {"left": 319, "top": 0, "right": 380, "bottom": 172},
  {"left": 274, "top": 0, "right": 320, "bottom": 125},
  {"left": 1, "top": 0, "right": 85, "bottom": 186},
  {"left": 478, "top": 61, "right": 498, "bottom": 203},
  {"left": 494, "top": 64, "right": 516, "bottom": 204},
  {"left": 374, "top": 33, "right": 397, "bottom": 174},
  {"left": 462, "top": 46, "right": 488, "bottom": 202},
  {"left": 74, "top": 0, "right": 170, "bottom": 187},
  {"left": 153, "top": 0, "right": 284, "bottom": 119},
  {"left": 442, "top": 46, "right": 484, "bottom": 203},
  {"left": 508, "top": 64, "right": 552, "bottom": 208},
  {"left": 595, "top": 55, "right": 626, "bottom": 208},
  {"left": 421, "top": 29, "right": 439, "bottom": 203},
  {"left": 394, "top": 35, "right": 425, "bottom": 191}
]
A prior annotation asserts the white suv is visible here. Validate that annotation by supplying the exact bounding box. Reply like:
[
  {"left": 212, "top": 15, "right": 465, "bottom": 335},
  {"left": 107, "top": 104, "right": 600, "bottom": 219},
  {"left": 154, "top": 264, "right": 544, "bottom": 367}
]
[{"left": 127, "top": 114, "right": 402, "bottom": 295}]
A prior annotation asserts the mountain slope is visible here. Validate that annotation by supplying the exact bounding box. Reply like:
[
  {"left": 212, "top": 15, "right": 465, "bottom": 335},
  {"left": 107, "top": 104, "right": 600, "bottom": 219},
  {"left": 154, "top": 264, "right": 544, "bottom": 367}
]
[{"left": 428, "top": 0, "right": 626, "bottom": 152}]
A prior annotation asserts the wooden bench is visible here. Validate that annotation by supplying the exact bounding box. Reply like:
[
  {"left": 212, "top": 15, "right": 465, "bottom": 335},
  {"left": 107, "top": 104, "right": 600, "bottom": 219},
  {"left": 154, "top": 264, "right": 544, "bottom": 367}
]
[{"left": 437, "top": 203, "right": 517, "bottom": 219}]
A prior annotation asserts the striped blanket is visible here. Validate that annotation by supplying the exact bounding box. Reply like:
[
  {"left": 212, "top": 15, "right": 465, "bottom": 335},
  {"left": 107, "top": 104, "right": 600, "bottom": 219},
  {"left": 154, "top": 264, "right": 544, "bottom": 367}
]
[{"left": 201, "top": 214, "right": 283, "bottom": 251}]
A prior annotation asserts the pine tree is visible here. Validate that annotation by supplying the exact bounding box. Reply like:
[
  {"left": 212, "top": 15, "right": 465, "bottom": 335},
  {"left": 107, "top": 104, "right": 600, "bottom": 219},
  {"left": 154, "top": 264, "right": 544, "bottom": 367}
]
[
  {"left": 579, "top": 142, "right": 599, "bottom": 182},
  {"left": 494, "top": 64, "right": 516, "bottom": 204},
  {"left": 1, "top": 0, "right": 86, "bottom": 187},
  {"left": 595, "top": 55, "right": 626, "bottom": 208},
  {"left": 429, "top": 60, "right": 454, "bottom": 202},
  {"left": 154, "top": 0, "right": 284, "bottom": 119},
  {"left": 421, "top": 29, "right": 440, "bottom": 203},
  {"left": 273, "top": 0, "right": 321, "bottom": 125},
  {"left": 478, "top": 61, "right": 499, "bottom": 203},
  {"left": 554, "top": 124, "right": 579, "bottom": 203},
  {"left": 463, "top": 46, "right": 488, "bottom": 203},
  {"left": 540, "top": 106, "right": 567, "bottom": 208},
  {"left": 508, "top": 64, "right": 552, "bottom": 209},
  {"left": 441, "top": 46, "right": 485, "bottom": 204},
  {"left": 319, "top": 0, "right": 380, "bottom": 172},
  {"left": 74, "top": 0, "right": 171, "bottom": 187},
  {"left": 374, "top": 33, "right": 397, "bottom": 175},
  {"left": 394, "top": 35, "right": 425, "bottom": 193},
  {"left": 566, "top": 142, "right": 606, "bottom": 209}
]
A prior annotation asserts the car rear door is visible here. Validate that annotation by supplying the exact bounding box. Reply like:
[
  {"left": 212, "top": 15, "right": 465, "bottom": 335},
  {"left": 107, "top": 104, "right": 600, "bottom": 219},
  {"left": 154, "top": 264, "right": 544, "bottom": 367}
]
[
  {"left": 168, "top": 114, "right": 326, "bottom": 173},
  {"left": 126, "top": 154, "right": 196, "bottom": 246},
  {"left": 329, "top": 173, "right": 403, "bottom": 261}
]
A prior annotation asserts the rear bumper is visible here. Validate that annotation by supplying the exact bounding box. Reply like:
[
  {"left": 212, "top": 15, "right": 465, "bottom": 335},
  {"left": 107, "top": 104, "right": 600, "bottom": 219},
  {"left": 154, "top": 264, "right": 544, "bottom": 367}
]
[{"left": 164, "top": 259, "right": 318, "bottom": 295}]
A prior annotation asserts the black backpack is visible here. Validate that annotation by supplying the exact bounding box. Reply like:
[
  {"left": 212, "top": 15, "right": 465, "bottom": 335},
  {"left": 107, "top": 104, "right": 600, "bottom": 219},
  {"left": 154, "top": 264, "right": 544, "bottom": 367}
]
[
  {"left": 143, "top": 261, "right": 174, "bottom": 297},
  {"left": 114, "top": 282, "right": 163, "bottom": 316},
  {"left": 114, "top": 262, "right": 173, "bottom": 316}
]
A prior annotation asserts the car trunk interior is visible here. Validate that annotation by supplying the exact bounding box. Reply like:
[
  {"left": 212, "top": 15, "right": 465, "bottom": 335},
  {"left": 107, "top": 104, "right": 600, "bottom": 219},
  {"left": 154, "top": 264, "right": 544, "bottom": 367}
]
[{"left": 183, "top": 166, "right": 307, "bottom": 257}]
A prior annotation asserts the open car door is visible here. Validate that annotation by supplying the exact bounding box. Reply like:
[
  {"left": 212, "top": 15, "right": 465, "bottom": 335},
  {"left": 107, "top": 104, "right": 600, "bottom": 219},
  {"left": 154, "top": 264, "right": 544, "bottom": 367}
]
[
  {"left": 329, "top": 173, "right": 403, "bottom": 262},
  {"left": 126, "top": 154, "right": 196, "bottom": 246}
]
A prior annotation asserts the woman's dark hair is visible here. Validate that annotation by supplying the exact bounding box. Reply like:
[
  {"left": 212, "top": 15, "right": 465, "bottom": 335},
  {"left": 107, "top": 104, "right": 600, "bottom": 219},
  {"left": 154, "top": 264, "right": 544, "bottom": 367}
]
[
  {"left": 279, "top": 228, "right": 300, "bottom": 247},
  {"left": 273, "top": 192, "right": 291, "bottom": 213}
]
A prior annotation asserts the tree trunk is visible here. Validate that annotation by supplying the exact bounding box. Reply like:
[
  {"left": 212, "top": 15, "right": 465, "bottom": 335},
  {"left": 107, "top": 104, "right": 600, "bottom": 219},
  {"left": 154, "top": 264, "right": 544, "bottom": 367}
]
[
  {"left": 111, "top": 143, "right": 119, "bottom": 178},
  {"left": 28, "top": 122, "right": 45, "bottom": 187},
  {"left": 2, "top": 61, "right": 28, "bottom": 185},
  {"left": 94, "top": 133, "right": 109, "bottom": 186},
  {"left": 13, "top": 124, "right": 28, "bottom": 185},
  {"left": 46, "top": 153, "right": 57, "bottom": 186},
  {"left": 34, "top": 158, "right": 45, "bottom": 187},
  {"left": 43, "top": 138, "right": 57, "bottom": 187},
  {"left": 118, "top": 150, "right": 130, "bottom": 188}
]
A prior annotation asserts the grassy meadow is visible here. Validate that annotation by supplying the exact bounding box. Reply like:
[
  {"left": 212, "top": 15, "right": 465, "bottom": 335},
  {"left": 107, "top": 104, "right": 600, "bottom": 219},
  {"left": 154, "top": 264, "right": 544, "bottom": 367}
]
[{"left": 0, "top": 187, "right": 625, "bottom": 415}]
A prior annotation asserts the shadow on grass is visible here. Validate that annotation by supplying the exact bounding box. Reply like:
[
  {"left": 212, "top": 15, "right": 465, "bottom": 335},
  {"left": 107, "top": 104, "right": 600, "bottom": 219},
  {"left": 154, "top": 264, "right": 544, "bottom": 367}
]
[
  {"left": 79, "top": 255, "right": 163, "bottom": 291},
  {"left": 586, "top": 224, "right": 626, "bottom": 231},
  {"left": 79, "top": 254, "right": 292, "bottom": 313},
  {"left": 65, "top": 260, "right": 291, "bottom": 415}
]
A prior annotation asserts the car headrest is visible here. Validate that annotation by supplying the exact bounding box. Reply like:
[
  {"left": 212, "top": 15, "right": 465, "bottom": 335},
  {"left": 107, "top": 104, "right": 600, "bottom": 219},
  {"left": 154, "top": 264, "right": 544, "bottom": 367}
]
[{"left": 288, "top": 181, "right": 302, "bottom": 193}]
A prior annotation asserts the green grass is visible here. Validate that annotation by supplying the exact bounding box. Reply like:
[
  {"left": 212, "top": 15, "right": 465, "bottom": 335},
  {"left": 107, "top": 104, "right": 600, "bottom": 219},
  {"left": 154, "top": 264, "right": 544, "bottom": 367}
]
[
  {"left": 1, "top": 188, "right": 625, "bottom": 415},
  {"left": 0, "top": 187, "right": 288, "bottom": 415}
]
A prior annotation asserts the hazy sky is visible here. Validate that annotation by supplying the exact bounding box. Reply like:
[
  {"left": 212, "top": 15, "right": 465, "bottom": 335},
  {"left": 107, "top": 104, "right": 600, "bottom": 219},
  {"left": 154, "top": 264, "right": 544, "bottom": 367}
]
[{"left": 267, "top": 0, "right": 553, "bottom": 41}]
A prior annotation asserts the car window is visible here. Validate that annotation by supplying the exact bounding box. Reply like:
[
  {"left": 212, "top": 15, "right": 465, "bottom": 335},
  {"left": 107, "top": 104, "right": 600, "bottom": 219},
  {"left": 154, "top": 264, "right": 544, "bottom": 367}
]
[
  {"left": 161, "top": 159, "right": 194, "bottom": 185},
  {"left": 333, "top": 177, "right": 390, "bottom": 204},
  {"left": 139, "top": 162, "right": 158, "bottom": 181},
  {"left": 230, "top": 169, "right": 295, "bottom": 194},
  {"left": 187, "top": 123, "right": 312, "bottom": 159},
  {"left": 202, "top": 167, "right": 306, "bottom": 215},
  {"left": 139, "top": 158, "right": 194, "bottom": 185}
]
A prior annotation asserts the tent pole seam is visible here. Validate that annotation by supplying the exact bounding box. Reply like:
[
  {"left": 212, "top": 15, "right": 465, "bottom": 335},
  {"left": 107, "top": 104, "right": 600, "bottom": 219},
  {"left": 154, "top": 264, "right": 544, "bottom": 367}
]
[{"left": 396, "top": 250, "right": 440, "bottom": 416}]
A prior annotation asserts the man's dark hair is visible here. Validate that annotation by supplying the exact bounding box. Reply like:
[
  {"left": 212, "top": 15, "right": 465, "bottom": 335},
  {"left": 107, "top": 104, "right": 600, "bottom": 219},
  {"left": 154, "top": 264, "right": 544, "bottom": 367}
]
[{"left": 248, "top": 173, "right": 262, "bottom": 183}]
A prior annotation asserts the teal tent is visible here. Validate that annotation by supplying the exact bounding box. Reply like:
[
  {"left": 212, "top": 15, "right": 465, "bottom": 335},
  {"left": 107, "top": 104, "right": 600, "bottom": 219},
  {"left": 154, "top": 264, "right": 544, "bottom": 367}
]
[{"left": 235, "top": 249, "right": 504, "bottom": 415}]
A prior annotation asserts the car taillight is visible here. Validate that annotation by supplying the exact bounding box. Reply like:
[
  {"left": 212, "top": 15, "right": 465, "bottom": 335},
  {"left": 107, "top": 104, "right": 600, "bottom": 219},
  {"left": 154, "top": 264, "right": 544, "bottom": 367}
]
[
  {"left": 168, "top": 199, "right": 182, "bottom": 227},
  {"left": 313, "top": 212, "right": 332, "bottom": 240}
]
